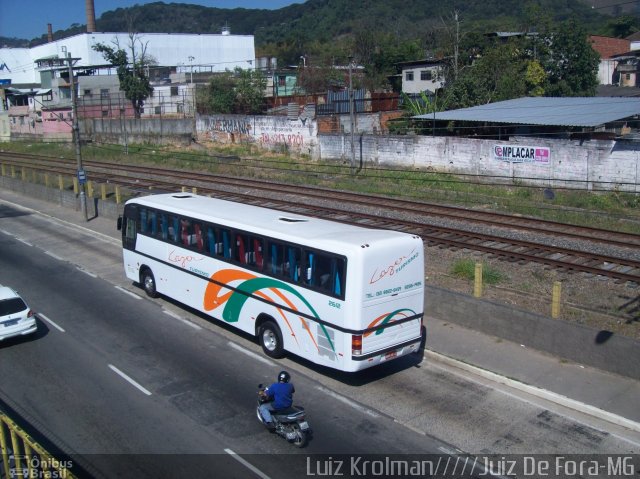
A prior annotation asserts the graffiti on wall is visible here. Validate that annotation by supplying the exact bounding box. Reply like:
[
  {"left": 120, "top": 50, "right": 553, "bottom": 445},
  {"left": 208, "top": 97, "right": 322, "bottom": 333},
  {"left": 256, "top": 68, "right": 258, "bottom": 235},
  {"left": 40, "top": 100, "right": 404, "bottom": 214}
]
[
  {"left": 200, "top": 114, "right": 316, "bottom": 149},
  {"left": 210, "top": 118, "right": 252, "bottom": 135}
]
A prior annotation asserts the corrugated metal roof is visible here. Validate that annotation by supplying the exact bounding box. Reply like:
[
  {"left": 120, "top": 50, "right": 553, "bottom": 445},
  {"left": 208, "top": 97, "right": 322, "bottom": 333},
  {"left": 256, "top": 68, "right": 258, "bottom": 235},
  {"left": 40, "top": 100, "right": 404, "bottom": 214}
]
[{"left": 413, "top": 97, "right": 640, "bottom": 127}]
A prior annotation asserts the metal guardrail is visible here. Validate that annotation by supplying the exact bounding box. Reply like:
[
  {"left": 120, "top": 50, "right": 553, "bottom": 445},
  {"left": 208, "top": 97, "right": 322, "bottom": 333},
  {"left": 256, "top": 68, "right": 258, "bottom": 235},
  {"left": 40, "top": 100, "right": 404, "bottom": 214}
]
[{"left": 0, "top": 411, "right": 75, "bottom": 479}]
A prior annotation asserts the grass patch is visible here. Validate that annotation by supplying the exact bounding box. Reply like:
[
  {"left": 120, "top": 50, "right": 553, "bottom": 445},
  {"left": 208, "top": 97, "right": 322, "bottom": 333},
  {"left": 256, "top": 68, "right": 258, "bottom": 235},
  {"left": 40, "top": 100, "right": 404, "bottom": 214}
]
[{"left": 451, "top": 259, "right": 506, "bottom": 285}]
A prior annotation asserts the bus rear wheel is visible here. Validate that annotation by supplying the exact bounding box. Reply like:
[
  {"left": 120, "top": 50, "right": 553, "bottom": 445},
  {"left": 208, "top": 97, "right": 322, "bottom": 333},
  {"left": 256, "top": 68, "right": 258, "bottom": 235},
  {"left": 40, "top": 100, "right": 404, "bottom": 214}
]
[
  {"left": 141, "top": 269, "right": 158, "bottom": 298},
  {"left": 259, "top": 321, "right": 284, "bottom": 359}
]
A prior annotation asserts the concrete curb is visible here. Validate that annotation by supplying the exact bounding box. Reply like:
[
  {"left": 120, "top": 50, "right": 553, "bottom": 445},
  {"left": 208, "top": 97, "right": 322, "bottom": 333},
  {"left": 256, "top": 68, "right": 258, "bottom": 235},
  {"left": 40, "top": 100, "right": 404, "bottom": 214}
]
[{"left": 424, "top": 349, "right": 640, "bottom": 434}]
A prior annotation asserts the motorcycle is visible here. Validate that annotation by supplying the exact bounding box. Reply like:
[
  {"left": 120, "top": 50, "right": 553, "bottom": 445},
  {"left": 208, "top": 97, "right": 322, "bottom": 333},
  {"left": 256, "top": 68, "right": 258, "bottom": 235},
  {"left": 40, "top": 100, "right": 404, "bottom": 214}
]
[{"left": 256, "top": 384, "right": 310, "bottom": 448}]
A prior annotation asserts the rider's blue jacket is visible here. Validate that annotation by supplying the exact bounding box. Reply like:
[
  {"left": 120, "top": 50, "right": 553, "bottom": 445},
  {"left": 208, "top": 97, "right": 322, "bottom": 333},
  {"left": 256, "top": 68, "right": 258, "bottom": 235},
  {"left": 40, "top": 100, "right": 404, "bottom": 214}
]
[{"left": 266, "top": 382, "right": 295, "bottom": 410}]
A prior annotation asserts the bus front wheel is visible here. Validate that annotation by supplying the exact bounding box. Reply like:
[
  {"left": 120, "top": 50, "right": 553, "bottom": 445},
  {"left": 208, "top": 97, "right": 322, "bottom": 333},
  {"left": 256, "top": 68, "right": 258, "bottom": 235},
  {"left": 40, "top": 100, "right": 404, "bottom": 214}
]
[
  {"left": 141, "top": 269, "right": 158, "bottom": 298},
  {"left": 259, "top": 321, "right": 284, "bottom": 359}
]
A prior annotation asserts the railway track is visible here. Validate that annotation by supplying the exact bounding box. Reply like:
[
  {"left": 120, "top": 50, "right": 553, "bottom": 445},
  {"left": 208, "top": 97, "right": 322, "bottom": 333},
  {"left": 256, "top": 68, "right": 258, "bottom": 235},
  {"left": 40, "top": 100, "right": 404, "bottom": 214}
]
[{"left": 2, "top": 151, "right": 639, "bottom": 285}]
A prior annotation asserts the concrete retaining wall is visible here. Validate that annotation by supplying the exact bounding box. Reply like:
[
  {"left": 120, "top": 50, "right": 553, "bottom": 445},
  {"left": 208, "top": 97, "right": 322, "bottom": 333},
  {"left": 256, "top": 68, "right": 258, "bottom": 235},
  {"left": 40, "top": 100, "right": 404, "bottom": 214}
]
[
  {"left": 0, "top": 176, "right": 122, "bottom": 220},
  {"left": 426, "top": 285, "right": 640, "bottom": 380}
]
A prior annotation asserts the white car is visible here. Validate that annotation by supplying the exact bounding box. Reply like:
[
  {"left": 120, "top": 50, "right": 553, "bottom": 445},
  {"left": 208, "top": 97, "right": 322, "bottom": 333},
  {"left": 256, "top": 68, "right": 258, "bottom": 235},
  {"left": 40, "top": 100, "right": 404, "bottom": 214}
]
[{"left": 0, "top": 285, "right": 37, "bottom": 341}]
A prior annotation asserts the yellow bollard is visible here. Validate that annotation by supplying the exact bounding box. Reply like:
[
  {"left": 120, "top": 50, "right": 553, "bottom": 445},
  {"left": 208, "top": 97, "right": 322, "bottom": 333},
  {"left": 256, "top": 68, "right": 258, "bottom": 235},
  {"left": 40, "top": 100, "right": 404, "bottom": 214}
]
[
  {"left": 10, "top": 165, "right": 15, "bottom": 178},
  {"left": 21, "top": 167, "right": 26, "bottom": 181},
  {"left": 474, "top": 262, "right": 483, "bottom": 298},
  {"left": 182, "top": 186, "right": 187, "bottom": 193},
  {"left": 192, "top": 187, "right": 197, "bottom": 195},
  {"left": 87, "top": 181, "right": 93, "bottom": 198},
  {"left": 115, "top": 186, "right": 121, "bottom": 204},
  {"left": 552, "top": 281, "right": 562, "bottom": 318},
  {"left": 1, "top": 163, "right": 5, "bottom": 176},
  {"left": 58, "top": 174, "right": 64, "bottom": 191},
  {"left": 73, "top": 177, "right": 79, "bottom": 194},
  {"left": 45, "top": 173, "right": 50, "bottom": 188},
  {"left": 101, "top": 184, "right": 107, "bottom": 201}
]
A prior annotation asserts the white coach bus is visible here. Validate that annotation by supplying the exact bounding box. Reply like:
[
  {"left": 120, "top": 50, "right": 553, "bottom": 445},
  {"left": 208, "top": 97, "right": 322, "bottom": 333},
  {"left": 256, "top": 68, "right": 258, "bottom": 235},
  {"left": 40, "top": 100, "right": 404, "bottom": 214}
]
[{"left": 118, "top": 193, "right": 425, "bottom": 372}]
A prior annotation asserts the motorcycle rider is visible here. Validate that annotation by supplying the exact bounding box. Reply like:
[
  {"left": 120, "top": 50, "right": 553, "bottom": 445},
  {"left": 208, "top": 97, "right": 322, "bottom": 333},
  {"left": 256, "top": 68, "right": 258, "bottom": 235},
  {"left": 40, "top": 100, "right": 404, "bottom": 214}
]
[{"left": 259, "top": 370, "right": 295, "bottom": 430}]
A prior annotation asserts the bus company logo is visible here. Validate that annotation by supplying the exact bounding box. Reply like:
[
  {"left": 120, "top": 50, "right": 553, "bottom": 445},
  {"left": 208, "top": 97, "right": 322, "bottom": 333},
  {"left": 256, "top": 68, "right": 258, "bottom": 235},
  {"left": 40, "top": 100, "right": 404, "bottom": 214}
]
[
  {"left": 168, "top": 249, "right": 204, "bottom": 268},
  {"left": 369, "top": 249, "right": 418, "bottom": 284}
]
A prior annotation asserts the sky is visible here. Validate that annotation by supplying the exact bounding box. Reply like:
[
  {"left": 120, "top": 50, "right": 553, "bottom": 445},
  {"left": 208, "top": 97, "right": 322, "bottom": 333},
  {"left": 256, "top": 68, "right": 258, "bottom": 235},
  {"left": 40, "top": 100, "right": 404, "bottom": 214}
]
[{"left": 0, "top": 0, "right": 303, "bottom": 40}]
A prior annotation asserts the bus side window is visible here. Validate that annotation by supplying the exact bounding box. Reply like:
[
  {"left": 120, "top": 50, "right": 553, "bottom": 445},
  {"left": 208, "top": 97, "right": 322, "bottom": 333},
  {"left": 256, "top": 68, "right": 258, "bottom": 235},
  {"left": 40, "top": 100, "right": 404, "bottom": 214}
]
[
  {"left": 193, "top": 222, "right": 203, "bottom": 251},
  {"left": 235, "top": 234, "right": 246, "bottom": 264},
  {"left": 332, "top": 257, "right": 346, "bottom": 297},
  {"left": 222, "top": 229, "right": 231, "bottom": 259},
  {"left": 304, "top": 250, "right": 315, "bottom": 285},
  {"left": 206, "top": 227, "right": 216, "bottom": 255},
  {"left": 267, "top": 241, "right": 284, "bottom": 276},
  {"left": 181, "top": 218, "right": 192, "bottom": 246},
  {"left": 314, "top": 254, "right": 332, "bottom": 292},
  {"left": 169, "top": 216, "right": 180, "bottom": 243},
  {"left": 149, "top": 210, "right": 157, "bottom": 236},
  {"left": 140, "top": 208, "right": 148, "bottom": 234},
  {"left": 287, "top": 246, "right": 302, "bottom": 282},
  {"left": 252, "top": 237, "right": 264, "bottom": 270},
  {"left": 160, "top": 214, "right": 169, "bottom": 240}
]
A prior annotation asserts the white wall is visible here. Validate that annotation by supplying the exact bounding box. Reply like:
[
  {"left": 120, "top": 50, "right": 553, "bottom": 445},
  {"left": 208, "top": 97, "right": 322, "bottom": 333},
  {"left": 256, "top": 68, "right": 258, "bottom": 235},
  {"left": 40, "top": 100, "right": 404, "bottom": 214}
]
[
  {"left": 193, "top": 114, "right": 640, "bottom": 192},
  {"left": 318, "top": 134, "right": 640, "bottom": 192}
]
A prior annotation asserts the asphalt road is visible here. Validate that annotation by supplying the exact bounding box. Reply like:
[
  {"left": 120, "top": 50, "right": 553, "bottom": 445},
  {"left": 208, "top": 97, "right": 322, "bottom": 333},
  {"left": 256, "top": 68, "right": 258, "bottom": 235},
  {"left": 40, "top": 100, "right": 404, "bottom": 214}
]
[
  {"left": 0, "top": 206, "right": 450, "bottom": 478},
  {"left": 0, "top": 197, "right": 638, "bottom": 479}
]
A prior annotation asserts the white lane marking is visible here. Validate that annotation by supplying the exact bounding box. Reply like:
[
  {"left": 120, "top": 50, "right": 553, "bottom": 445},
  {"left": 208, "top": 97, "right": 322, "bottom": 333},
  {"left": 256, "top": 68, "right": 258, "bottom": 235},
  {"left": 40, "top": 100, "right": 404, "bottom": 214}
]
[
  {"left": 38, "top": 313, "right": 65, "bottom": 333},
  {"left": 44, "top": 251, "right": 64, "bottom": 261},
  {"left": 224, "top": 449, "right": 271, "bottom": 479},
  {"left": 115, "top": 286, "right": 142, "bottom": 299},
  {"left": 163, "top": 309, "right": 202, "bottom": 330},
  {"left": 77, "top": 267, "right": 97, "bottom": 278},
  {"left": 16, "top": 238, "right": 33, "bottom": 246},
  {"left": 108, "top": 364, "right": 152, "bottom": 396},
  {"left": 314, "top": 385, "right": 380, "bottom": 418},
  {"left": 0, "top": 229, "right": 13, "bottom": 236},
  {"left": 227, "top": 342, "right": 275, "bottom": 366}
]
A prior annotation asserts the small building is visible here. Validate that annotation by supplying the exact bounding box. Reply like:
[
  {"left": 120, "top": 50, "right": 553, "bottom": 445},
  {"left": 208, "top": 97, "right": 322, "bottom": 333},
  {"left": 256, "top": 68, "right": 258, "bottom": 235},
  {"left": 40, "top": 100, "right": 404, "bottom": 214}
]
[
  {"left": 609, "top": 50, "right": 640, "bottom": 87},
  {"left": 397, "top": 59, "right": 447, "bottom": 96},
  {"left": 589, "top": 35, "right": 630, "bottom": 85}
]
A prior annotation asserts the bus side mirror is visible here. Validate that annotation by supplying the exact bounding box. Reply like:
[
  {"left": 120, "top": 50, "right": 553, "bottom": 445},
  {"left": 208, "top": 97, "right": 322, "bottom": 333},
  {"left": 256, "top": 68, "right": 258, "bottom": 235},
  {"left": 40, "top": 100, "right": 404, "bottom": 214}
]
[{"left": 117, "top": 216, "right": 123, "bottom": 231}]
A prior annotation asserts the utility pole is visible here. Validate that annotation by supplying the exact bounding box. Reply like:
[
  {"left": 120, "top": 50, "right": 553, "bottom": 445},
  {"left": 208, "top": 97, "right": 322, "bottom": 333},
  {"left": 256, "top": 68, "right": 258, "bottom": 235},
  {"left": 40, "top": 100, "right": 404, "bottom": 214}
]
[
  {"left": 67, "top": 52, "right": 88, "bottom": 221},
  {"left": 188, "top": 55, "right": 195, "bottom": 84},
  {"left": 349, "top": 57, "right": 355, "bottom": 175}
]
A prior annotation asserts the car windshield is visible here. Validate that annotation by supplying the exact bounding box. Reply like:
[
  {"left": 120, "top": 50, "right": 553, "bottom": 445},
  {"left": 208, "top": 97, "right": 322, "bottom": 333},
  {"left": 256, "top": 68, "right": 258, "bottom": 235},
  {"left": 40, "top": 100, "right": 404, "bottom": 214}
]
[{"left": 0, "top": 298, "right": 28, "bottom": 316}]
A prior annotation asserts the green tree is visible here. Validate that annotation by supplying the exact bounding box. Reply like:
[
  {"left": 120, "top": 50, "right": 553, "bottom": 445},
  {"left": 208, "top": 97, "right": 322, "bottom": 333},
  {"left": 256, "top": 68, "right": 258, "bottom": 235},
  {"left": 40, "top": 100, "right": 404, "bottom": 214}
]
[
  {"left": 525, "top": 60, "right": 546, "bottom": 96},
  {"left": 444, "top": 39, "right": 530, "bottom": 108},
  {"left": 542, "top": 20, "right": 600, "bottom": 97},
  {"left": 92, "top": 34, "right": 154, "bottom": 118},
  {"left": 234, "top": 67, "right": 267, "bottom": 114},
  {"left": 200, "top": 68, "right": 266, "bottom": 114},
  {"left": 204, "top": 72, "right": 236, "bottom": 114}
]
